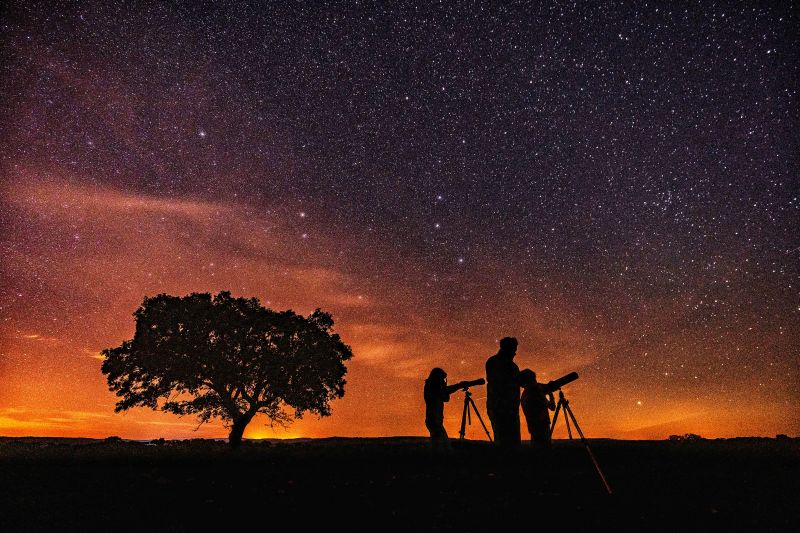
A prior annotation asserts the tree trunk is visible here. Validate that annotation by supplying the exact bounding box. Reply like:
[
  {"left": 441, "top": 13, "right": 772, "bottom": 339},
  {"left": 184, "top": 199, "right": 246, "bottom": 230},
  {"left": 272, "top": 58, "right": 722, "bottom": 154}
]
[{"left": 228, "top": 414, "right": 253, "bottom": 449}]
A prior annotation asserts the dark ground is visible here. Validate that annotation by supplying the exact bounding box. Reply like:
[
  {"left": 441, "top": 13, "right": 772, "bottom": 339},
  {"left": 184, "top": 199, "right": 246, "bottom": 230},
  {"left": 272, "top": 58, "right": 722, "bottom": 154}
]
[{"left": 0, "top": 436, "right": 797, "bottom": 532}]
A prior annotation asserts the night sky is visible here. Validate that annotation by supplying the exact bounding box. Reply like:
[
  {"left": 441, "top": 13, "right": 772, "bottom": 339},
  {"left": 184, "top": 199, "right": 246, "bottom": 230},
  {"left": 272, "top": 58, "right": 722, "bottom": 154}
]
[{"left": 1, "top": 1, "right": 797, "bottom": 440}]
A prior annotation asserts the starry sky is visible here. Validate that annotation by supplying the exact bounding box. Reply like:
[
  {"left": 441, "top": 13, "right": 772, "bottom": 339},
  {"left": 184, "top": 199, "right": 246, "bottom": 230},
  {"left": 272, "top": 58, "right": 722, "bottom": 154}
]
[{"left": 1, "top": 1, "right": 797, "bottom": 440}]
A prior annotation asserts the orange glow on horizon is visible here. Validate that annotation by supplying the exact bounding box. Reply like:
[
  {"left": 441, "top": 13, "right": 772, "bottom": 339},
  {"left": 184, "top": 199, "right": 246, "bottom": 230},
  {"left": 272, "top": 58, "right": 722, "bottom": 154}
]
[{"left": 1, "top": 173, "right": 797, "bottom": 441}]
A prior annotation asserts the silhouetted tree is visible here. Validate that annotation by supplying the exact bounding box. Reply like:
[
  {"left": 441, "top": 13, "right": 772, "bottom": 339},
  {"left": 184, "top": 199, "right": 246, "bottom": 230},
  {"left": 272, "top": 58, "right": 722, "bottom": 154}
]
[{"left": 101, "top": 292, "right": 352, "bottom": 447}]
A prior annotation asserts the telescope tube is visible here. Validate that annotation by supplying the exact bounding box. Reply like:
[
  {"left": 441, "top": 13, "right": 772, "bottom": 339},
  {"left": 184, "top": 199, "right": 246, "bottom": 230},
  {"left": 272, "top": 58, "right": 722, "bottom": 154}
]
[{"left": 545, "top": 371, "right": 579, "bottom": 392}]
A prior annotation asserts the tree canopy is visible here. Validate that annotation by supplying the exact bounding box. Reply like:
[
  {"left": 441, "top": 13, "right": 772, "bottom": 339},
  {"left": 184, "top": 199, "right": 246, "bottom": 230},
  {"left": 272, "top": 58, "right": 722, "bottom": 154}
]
[{"left": 101, "top": 291, "right": 352, "bottom": 446}]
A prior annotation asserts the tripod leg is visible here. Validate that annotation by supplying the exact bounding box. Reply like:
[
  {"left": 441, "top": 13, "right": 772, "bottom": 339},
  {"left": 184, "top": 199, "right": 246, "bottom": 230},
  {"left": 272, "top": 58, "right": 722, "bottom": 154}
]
[
  {"left": 459, "top": 396, "right": 469, "bottom": 440},
  {"left": 550, "top": 400, "right": 562, "bottom": 436},
  {"left": 468, "top": 397, "right": 493, "bottom": 442},
  {"left": 564, "top": 404, "right": 573, "bottom": 440},
  {"left": 564, "top": 404, "right": 613, "bottom": 495}
]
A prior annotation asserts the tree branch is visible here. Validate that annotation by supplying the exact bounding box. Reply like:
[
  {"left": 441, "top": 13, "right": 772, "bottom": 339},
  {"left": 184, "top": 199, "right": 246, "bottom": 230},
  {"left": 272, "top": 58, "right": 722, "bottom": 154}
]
[{"left": 205, "top": 381, "right": 241, "bottom": 419}]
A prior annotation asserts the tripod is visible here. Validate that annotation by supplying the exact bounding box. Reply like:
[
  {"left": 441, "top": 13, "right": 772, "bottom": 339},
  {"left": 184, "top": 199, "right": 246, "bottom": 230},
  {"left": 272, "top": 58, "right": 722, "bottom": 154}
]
[
  {"left": 458, "top": 389, "right": 493, "bottom": 441},
  {"left": 550, "top": 389, "right": 613, "bottom": 495}
]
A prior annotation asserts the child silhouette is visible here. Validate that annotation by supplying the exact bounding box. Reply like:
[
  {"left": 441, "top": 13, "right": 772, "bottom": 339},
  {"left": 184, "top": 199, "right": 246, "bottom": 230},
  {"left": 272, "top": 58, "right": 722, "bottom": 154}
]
[{"left": 519, "top": 369, "right": 555, "bottom": 450}]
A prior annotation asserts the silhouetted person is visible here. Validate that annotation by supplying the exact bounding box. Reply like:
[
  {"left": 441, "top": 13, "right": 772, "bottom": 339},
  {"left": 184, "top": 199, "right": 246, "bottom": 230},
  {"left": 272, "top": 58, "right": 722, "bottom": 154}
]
[
  {"left": 520, "top": 369, "right": 555, "bottom": 450},
  {"left": 424, "top": 368, "right": 474, "bottom": 447},
  {"left": 485, "top": 337, "right": 521, "bottom": 448}
]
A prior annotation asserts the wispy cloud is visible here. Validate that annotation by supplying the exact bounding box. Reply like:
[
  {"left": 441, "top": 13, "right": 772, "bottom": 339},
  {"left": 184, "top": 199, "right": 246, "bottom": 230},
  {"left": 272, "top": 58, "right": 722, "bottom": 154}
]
[
  {"left": 83, "top": 348, "right": 106, "bottom": 361},
  {"left": 5, "top": 173, "right": 230, "bottom": 221},
  {"left": 16, "top": 333, "right": 61, "bottom": 343},
  {"left": 0, "top": 407, "right": 112, "bottom": 431},
  {"left": 132, "top": 420, "right": 199, "bottom": 428}
]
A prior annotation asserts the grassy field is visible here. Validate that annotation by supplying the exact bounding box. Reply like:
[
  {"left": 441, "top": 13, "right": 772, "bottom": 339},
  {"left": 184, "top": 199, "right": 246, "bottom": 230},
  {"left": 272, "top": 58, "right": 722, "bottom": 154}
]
[{"left": 0, "top": 437, "right": 797, "bottom": 531}]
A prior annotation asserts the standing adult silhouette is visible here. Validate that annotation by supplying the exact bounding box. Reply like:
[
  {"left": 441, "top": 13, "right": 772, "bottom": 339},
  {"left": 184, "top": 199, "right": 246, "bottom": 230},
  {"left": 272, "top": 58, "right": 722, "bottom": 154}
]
[{"left": 485, "top": 337, "right": 522, "bottom": 449}]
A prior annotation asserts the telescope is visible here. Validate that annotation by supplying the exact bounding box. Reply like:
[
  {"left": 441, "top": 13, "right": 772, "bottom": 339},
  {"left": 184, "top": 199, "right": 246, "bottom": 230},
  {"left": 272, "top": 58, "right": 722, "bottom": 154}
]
[
  {"left": 545, "top": 370, "right": 613, "bottom": 495},
  {"left": 453, "top": 378, "right": 485, "bottom": 390},
  {"left": 543, "top": 371, "right": 579, "bottom": 393}
]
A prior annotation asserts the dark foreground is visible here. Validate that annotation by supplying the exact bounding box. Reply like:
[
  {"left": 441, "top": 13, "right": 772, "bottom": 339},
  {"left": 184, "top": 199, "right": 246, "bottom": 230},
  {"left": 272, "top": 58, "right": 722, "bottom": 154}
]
[{"left": 0, "top": 437, "right": 797, "bottom": 531}]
